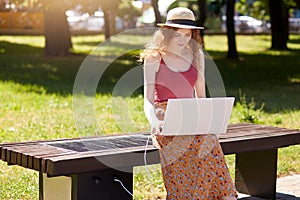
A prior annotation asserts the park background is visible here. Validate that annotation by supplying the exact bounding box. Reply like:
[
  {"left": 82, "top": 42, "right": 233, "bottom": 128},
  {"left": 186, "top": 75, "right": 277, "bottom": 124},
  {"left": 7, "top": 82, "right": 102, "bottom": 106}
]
[{"left": 0, "top": 0, "right": 300, "bottom": 199}]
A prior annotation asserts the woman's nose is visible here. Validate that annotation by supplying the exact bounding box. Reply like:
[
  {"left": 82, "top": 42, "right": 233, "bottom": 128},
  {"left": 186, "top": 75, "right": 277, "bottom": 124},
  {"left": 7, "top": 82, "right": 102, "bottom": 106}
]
[{"left": 179, "top": 35, "right": 189, "bottom": 43}]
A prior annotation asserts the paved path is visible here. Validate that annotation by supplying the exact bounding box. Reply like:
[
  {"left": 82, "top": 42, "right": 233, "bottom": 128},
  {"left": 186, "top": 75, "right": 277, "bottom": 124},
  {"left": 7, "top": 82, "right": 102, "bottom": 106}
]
[{"left": 238, "top": 174, "right": 300, "bottom": 200}]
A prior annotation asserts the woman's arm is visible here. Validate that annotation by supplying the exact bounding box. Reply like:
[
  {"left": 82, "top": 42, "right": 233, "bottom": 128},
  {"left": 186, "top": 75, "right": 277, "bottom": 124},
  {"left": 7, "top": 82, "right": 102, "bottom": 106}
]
[
  {"left": 143, "top": 54, "right": 163, "bottom": 133},
  {"left": 195, "top": 50, "right": 206, "bottom": 98},
  {"left": 144, "top": 55, "right": 159, "bottom": 105}
]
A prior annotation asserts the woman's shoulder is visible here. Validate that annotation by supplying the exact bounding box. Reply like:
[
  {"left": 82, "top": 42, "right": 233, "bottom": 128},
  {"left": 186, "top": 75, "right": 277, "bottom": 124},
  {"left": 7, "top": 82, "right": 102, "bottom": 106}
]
[
  {"left": 143, "top": 51, "right": 162, "bottom": 72},
  {"left": 144, "top": 51, "right": 161, "bottom": 64}
]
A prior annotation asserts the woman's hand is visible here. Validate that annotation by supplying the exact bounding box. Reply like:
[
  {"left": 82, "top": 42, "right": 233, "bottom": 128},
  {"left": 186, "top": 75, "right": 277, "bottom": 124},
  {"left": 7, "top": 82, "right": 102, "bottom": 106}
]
[
  {"left": 155, "top": 107, "right": 165, "bottom": 121},
  {"left": 151, "top": 117, "right": 164, "bottom": 135},
  {"left": 152, "top": 106, "right": 165, "bottom": 135}
]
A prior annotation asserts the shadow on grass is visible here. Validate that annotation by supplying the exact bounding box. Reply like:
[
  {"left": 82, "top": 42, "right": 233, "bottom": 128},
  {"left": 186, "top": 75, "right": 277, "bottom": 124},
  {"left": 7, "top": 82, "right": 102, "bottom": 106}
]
[
  {"left": 73, "top": 40, "right": 141, "bottom": 49},
  {"left": 205, "top": 50, "right": 300, "bottom": 112},
  {"left": 0, "top": 41, "right": 81, "bottom": 95},
  {"left": 0, "top": 40, "right": 299, "bottom": 112},
  {"left": 0, "top": 41, "right": 144, "bottom": 95},
  {"left": 289, "top": 36, "right": 300, "bottom": 45}
]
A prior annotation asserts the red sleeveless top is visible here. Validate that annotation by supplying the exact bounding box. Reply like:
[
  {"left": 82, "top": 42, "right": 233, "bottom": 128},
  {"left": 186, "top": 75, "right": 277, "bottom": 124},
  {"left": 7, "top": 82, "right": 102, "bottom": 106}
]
[{"left": 154, "top": 58, "right": 198, "bottom": 103}]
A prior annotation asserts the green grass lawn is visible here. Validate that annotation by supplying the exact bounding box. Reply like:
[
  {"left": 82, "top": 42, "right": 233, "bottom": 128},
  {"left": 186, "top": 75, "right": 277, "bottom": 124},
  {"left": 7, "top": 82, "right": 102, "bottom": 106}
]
[{"left": 0, "top": 34, "right": 299, "bottom": 199}]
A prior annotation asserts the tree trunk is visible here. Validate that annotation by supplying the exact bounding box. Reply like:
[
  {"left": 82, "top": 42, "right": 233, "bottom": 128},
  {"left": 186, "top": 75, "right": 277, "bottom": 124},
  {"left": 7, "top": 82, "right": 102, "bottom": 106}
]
[
  {"left": 152, "top": 0, "right": 162, "bottom": 24},
  {"left": 197, "top": 0, "right": 206, "bottom": 47},
  {"left": 100, "top": 0, "right": 119, "bottom": 40},
  {"left": 44, "top": 7, "right": 72, "bottom": 56},
  {"left": 103, "top": 10, "right": 111, "bottom": 41},
  {"left": 268, "top": 0, "right": 288, "bottom": 50},
  {"left": 284, "top": 8, "right": 289, "bottom": 42},
  {"left": 226, "top": 0, "right": 239, "bottom": 60}
]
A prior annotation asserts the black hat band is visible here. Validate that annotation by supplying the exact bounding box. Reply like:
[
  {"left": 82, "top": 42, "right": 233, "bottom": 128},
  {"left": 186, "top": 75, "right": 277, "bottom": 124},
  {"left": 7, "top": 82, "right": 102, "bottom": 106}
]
[{"left": 165, "top": 19, "right": 197, "bottom": 26}]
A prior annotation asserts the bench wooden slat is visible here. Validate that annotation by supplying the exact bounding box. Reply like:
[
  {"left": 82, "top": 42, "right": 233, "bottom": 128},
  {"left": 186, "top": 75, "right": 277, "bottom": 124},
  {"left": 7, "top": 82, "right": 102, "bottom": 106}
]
[
  {"left": 220, "top": 128, "right": 299, "bottom": 141},
  {"left": 225, "top": 124, "right": 290, "bottom": 136},
  {"left": 46, "top": 148, "right": 159, "bottom": 176},
  {"left": 1, "top": 144, "right": 73, "bottom": 168},
  {"left": 29, "top": 145, "right": 75, "bottom": 171},
  {"left": 4, "top": 144, "right": 46, "bottom": 168},
  {"left": 221, "top": 131, "right": 300, "bottom": 155}
]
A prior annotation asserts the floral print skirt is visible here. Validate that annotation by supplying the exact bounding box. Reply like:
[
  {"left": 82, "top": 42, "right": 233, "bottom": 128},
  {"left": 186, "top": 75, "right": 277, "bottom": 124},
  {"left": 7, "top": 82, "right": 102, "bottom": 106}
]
[{"left": 153, "top": 102, "right": 237, "bottom": 200}]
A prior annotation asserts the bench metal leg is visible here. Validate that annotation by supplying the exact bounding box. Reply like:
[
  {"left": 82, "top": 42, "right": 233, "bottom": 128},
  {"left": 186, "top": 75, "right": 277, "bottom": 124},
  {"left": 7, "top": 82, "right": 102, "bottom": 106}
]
[
  {"left": 39, "top": 173, "right": 72, "bottom": 200},
  {"left": 235, "top": 149, "right": 278, "bottom": 200},
  {"left": 72, "top": 168, "right": 133, "bottom": 200},
  {"left": 40, "top": 168, "right": 133, "bottom": 200}
]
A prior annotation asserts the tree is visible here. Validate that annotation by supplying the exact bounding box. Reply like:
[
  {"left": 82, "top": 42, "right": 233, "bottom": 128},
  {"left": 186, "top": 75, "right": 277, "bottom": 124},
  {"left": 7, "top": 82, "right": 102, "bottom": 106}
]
[
  {"left": 10, "top": 0, "right": 143, "bottom": 55},
  {"left": 226, "top": 0, "right": 239, "bottom": 59},
  {"left": 99, "top": 0, "right": 121, "bottom": 40},
  {"left": 74, "top": 0, "right": 121, "bottom": 40},
  {"left": 197, "top": 0, "right": 206, "bottom": 44},
  {"left": 42, "top": 0, "right": 72, "bottom": 56},
  {"left": 236, "top": 0, "right": 295, "bottom": 50},
  {"left": 42, "top": 0, "right": 121, "bottom": 55},
  {"left": 151, "top": 0, "right": 162, "bottom": 24},
  {"left": 118, "top": 0, "right": 142, "bottom": 29},
  {"left": 268, "top": 0, "right": 288, "bottom": 50}
]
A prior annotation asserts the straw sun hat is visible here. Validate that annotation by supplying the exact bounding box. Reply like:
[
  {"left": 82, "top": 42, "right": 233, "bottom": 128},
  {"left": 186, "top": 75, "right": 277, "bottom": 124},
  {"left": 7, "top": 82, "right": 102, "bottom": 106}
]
[{"left": 157, "top": 7, "right": 204, "bottom": 29}]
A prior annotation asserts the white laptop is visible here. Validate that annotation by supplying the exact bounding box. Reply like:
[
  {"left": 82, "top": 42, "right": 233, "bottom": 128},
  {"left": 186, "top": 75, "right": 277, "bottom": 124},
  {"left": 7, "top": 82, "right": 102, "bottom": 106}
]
[{"left": 161, "top": 97, "right": 235, "bottom": 135}]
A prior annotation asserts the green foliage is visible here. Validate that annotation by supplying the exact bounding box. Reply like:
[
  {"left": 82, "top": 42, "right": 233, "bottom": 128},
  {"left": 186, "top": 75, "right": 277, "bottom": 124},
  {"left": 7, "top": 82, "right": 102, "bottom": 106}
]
[
  {"left": 252, "top": 0, "right": 270, "bottom": 21},
  {"left": 235, "top": 90, "right": 265, "bottom": 124},
  {"left": 235, "top": 0, "right": 269, "bottom": 20},
  {"left": 134, "top": 165, "right": 165, "bottom": 199},
  {"left": 207, "top": 0, "right": 223, "bottom": 16},
  {"left": 235, "top": 0, "right": 299, "bottom": 21},
  {"left": 205, "top": 16, "right": 223, "bottom": 30},
  {"left": 118, "top": 0, "right": 142, "bottom": 20},
  {"left": 278, "top": 145, "right": 300, "bottom": 176}
]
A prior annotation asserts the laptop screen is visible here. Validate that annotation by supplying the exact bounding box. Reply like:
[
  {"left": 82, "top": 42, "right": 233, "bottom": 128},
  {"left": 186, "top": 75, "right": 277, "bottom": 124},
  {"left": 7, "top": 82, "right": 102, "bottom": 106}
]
[{"left": 161, "top": 97, "right": 235, "bottom": 136}]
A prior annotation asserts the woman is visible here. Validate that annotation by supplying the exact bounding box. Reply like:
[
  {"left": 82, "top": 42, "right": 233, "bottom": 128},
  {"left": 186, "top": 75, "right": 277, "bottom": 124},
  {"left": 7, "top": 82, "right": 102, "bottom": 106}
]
[{"left": 140, "top": 7, "right": 237, "bottom": 200}]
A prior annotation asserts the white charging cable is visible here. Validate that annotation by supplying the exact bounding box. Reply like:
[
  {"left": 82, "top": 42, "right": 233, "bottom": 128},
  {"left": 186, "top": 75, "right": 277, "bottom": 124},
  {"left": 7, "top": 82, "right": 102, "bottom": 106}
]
[
  {"left": 144, "top": 135, "right": 155, "bottom": 200},
  {"left": 113, "top": 177, "right": 133, "bottom": 197},
  {"left": 112, "top": 135, "right": 156, "bottom": 199}
]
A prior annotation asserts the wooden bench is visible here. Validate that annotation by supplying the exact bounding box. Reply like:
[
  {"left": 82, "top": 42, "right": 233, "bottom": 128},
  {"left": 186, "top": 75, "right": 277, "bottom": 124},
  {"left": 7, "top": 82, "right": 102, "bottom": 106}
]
[{"left": 1, "top": 123, "right": 299, "bottom": 200}]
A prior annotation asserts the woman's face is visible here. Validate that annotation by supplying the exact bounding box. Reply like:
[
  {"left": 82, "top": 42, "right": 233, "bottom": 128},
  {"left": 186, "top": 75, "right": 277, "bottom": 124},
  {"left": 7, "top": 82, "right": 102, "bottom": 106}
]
[{"left": 168, "top": 28, "right": 192, "bottom": 51}]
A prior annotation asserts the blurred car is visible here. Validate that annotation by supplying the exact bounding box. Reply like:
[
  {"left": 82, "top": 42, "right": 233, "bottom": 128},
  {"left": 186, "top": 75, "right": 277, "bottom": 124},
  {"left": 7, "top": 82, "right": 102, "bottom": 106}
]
[
  {"left": 66, "top": 10, "right": 89, "bottom": 31},
  {"left": 289, "top": 18, "right": 300, "bottom": 32},
  {"left": 222, "top": 15, "right": 266, "bottom": 33},
  {"left": 238, "top": 16, "right": 263, "bottom": 32},
  {"left": 86, "top": 11, "right": 104, "bottom": 31},
  {"left": 136, "top": 7, "right": 155, "bottom": 27},
  {"left": 66, "top": 9, "right": 105, "bottom": 32}
]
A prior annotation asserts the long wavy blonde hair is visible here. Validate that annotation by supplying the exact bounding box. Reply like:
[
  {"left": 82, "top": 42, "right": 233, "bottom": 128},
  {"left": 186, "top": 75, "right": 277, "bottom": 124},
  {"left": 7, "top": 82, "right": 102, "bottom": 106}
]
[{"left": 139, "top": 27, "right": 203, "bottom": 71}]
